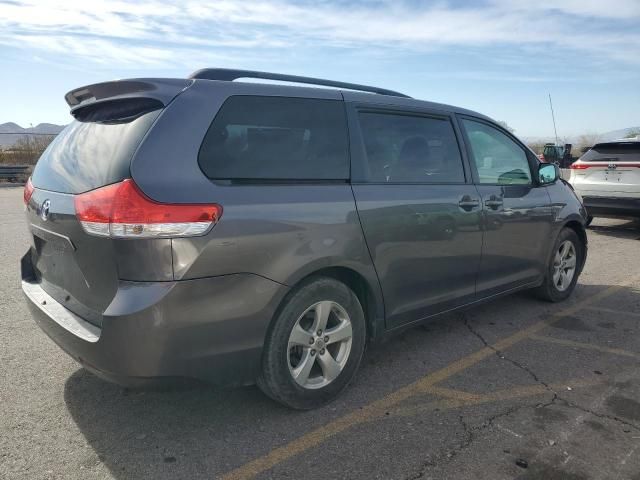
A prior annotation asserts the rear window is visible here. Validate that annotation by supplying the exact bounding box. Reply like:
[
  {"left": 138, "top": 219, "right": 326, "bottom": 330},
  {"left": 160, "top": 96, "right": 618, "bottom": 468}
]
[
  {"left": 581, "top": 143, "right": 640, "bottom": 162},
  {"left": 543, "top": 145, "right": 562, "bottom": 157},
  {"left": 31, "top": 109, "right": 160, "bottom": 194},
  {"left": 198, "top": 96, "right": 349, "bottom": 180}
]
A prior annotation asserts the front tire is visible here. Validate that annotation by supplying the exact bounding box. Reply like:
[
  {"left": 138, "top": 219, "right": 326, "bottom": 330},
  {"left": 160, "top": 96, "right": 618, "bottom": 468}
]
[
  {"left": 534, "top": 227, "right": 583, "bottom": 302},
  {"left": 258, "top": 277, "right": 366, "bottom": 409}
]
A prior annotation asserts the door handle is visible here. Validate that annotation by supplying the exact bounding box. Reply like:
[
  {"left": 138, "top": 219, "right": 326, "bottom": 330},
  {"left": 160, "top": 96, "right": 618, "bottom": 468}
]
[
  {"left": 458, "top": 196, "right": 480, "bottom": 211},
  {"left": 484, "top": 196, "right": 504, "bottom": 210}
]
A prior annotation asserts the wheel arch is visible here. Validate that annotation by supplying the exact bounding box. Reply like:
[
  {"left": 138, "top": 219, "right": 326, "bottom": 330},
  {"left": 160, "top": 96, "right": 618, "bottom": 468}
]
[
  {"left": 562, "top": 219, "right": 588, "bottom": 274},
  {"left": 275, "top": 263, "right": 385, "bottom": 343},
  {"left": 309, "top": 266, "right": 383, "bottom": 341}
]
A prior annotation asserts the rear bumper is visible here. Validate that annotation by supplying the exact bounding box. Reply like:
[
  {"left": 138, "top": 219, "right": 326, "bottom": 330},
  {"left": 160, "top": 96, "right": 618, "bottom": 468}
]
[
  {"left": 582, "top": 196, "right": 640, "bottom": 218},
  {"left": 22, "top": 252, "right": 288, "bottom": 387}
]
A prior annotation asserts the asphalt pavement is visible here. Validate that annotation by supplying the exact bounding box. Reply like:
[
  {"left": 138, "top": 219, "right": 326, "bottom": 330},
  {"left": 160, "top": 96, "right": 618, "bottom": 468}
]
[{"left": 1, "top": 186, "right": 640, "bottom": 480}]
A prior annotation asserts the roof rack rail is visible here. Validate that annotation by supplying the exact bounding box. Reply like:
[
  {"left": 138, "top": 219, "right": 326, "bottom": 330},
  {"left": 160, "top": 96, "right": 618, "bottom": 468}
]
[{"left": 188, "top": 68, "right": 411, "bottom": 98}]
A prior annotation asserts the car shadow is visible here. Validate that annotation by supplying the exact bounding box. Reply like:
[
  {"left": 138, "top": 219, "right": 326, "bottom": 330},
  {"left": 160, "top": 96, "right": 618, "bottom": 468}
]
[
  {"left": 588, "top": 218, "right": 640, "bottom": 239},
  {"left": 63, "top": 282, "right": 639, "bottom": 480},
  {"left": 63, "top": 307, "right": 472, "bottom": 479},
  {"left": 63, "top": 369, "right": 294, "bottom": 478}
]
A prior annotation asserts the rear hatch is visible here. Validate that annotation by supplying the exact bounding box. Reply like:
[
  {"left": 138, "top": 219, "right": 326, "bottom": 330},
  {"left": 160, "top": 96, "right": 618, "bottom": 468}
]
[
  {"left": 24, "top": 79, "right": 192, "bottom": 327},
  {"left": 570, "top": 142, "right": 640, "bottom": 196}
]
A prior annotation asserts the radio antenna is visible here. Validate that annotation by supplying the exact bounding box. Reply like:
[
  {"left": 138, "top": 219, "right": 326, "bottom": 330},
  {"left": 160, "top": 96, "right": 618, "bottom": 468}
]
[{"left": 548, "top": 93, "right": 559, "bottom": 145}]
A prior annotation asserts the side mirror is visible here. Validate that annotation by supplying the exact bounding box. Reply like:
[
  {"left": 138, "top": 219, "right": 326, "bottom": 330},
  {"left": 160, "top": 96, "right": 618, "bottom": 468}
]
[{"left": 538, "top": 163, "right": 559, "bottom": 185}]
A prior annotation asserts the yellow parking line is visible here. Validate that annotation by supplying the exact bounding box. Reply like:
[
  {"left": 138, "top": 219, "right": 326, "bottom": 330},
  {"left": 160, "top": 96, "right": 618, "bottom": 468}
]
[
  {"left": 529, "top": 334, "right": 640, "bottom": 359},
  {"left": 583, "top": 306, "right": 640, "bottom": 319},
  {"left": 390, "top": 377, "right": 601, "bottom": 418},
  {"left": 482, "top": 377, "right": 599, "bottom": 401},
  {"left": 423, "top": 386, "right": 487, "bottom": 403},
  {"left": 220, "top": 280, "right": 636, "bottom": 480}
]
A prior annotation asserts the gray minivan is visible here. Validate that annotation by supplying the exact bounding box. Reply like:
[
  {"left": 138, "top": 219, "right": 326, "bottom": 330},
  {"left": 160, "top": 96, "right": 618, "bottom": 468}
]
[{"left": 22, "top": 69, "right": 588, "bottom": 409}]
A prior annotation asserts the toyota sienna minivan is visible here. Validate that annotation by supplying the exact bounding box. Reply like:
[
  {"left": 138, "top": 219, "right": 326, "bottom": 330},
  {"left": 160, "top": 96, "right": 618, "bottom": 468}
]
[{"left": 22, "top": 69, "right": 588, "bottom": 409}]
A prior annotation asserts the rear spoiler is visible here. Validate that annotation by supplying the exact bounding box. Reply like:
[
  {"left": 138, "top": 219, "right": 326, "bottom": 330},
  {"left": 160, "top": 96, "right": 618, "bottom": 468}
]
[
  {"left": 592, "top": 141, "right": 640, "bottom": 149},
  {"left": 64, "top": 78, "right": 193, "bottom": 119}
]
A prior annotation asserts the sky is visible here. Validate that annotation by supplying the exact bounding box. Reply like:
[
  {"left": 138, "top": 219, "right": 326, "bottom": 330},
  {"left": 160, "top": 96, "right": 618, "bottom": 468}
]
[{"left": 0, "top": 0, "right": 639, "bottom": 138}]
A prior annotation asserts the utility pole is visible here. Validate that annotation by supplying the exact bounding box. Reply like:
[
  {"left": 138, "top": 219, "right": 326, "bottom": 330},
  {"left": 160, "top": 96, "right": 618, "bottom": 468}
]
[{"left": 548, "top": 93, "right": 559, "bottom": 145}]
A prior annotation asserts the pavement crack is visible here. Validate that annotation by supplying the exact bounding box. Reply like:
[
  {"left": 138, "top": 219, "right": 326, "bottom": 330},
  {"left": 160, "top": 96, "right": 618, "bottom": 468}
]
[
  {"left": 457, "top": 414, "right": 474, "bottom": 448},
  {"left": 403, "top": 402, "right": 539, "bottom": 479},
  {"left": 462, "top": 314, "right": 559, "bottom": 402},
  {"left": 405, "top": 311, "right": 640, "bottom": 480},
  {"left": 404, "top": 459, "right": 436, "bottom": 480},
  {"left": 462, "top": 314, "right": 640, "bottom": 433},
  {"left": 554, "top": 396, "right": 640, "bottom": 432}
]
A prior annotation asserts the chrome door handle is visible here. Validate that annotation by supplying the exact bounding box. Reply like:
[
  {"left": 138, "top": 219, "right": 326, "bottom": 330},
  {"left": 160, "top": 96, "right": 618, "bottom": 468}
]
[
  {"left": 484, "top": 197, "right": 503, "bottom": 209},
  {"left": 458, "top": 197, "right": 480, "bottom": 211}
]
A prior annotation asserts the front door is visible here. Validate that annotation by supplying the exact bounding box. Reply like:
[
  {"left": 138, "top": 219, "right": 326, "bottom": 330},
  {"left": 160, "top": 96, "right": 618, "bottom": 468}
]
[
  {"left": 459, "top": 117, "right": 554, "bottom": 297},
  {"left": 349, "top": 107, "right": 483, "bottom": 328}
]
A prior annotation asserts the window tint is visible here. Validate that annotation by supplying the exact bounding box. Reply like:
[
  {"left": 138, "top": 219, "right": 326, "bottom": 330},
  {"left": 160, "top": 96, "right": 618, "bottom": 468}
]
[
  {"left": 543, "top": 145, "right": 562, "bottom": 158},
  {"left": 581, "top": 143, "right": 640, "bottom": 162},
  {"left": 198, "top": 96, "right": 349, "bottom": 180},
  {"left": 31, "top": 109, "right": 161, "bottom": 194},
  {"left": 357, "top": 112, "right": 464, "bottom": 183},
  {"left": 462, "top": 119, "right": 532, "bottom": 185}
]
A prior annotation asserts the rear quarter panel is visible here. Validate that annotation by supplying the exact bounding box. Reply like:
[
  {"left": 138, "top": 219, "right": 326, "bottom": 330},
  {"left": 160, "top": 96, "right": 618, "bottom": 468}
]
[
  {"left": 170, "top": 185, "right": 367, "bottom": 281},
  {"left": 130, "top": 80, "right": 385, "bottom": 332}
]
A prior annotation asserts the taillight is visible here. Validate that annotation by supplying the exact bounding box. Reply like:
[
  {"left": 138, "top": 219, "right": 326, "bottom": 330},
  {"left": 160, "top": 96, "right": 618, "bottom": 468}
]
[
  {"left": 74, "top": 179, "right": 222, "bottom": 238},
  {"left": 570, "top": 163, "right": 591, "bottom": 169},
  {"left": 23, "top": 177, "right": 34, "bottom": 205}
]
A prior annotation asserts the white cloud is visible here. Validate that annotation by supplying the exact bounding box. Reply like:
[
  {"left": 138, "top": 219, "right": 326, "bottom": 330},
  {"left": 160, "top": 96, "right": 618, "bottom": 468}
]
[
  {"left": 0, "top": 0, "right": 639, "bottom": 68},
  {"left": 492, "top": 0, "right": 640, "bottom": 19}
]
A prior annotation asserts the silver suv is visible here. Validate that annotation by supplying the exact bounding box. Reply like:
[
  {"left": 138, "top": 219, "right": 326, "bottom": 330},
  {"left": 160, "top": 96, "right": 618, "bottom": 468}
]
[
  {"left": 22, "top": 69, "right": 588, "bottom": 409},
  {"left": 569, "top": 140, "right": 640, "bottom": 224}
]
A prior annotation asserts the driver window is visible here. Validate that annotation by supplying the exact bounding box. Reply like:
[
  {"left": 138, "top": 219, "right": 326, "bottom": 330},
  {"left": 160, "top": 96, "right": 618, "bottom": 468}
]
[
  {"left": 357, "top": 112, "right": 465, "bottom": 183},
  {"left": 461, "top": 119, "right": 532, "bottom": 185}
]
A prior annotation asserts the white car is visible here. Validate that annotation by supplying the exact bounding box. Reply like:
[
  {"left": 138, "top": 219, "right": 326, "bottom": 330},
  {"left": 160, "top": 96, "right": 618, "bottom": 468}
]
[{"left": 569, "top": 140, "right": 640, "bottom": 225}]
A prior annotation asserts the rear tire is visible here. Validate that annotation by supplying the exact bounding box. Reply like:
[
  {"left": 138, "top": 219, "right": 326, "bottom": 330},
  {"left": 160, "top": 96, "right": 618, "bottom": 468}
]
[
  {"left": 258, "top": 277, "right": 366, "bottom": 409},
  {"left": 534, "top": 227, "right": 583, "bottom": 302}
]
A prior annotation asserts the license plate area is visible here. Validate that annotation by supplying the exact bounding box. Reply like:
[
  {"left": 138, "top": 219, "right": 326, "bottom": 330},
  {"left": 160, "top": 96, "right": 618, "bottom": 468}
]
[
  {"left": 31, "top": 224, "right": 76, "bottom": 253},
  {"left": 30, "top": 225, "right": 79, "bottom": 297}
]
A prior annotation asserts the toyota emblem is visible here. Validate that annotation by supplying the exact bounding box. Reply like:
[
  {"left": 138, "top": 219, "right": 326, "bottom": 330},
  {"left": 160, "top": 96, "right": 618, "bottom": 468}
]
[{"left": 40, "top": 199, "right": 51, "bottom": 221}]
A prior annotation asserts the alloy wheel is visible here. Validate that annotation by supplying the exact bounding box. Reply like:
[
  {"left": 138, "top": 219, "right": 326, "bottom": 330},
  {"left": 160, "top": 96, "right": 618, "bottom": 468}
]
[
  {"left": 287, "top": 301, "right": 353, "bottom": 389},
  {"left": 552, "top": 240, "right": 577, "bottom": 292}
]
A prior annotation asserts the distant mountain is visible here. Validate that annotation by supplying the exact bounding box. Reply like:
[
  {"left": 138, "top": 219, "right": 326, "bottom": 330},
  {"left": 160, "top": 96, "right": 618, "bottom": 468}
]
[
  {"left": 522, "top": 126, "right": 640, "bottom": 147},
  {"left": 2, "top": 121, "right": 638, "bottom": 150},
  {"left": 0, "top": 122, "right": 66, "bottom": 147},
  {"left": 599, "top": 126, "right": 640, "bottom": 142}
]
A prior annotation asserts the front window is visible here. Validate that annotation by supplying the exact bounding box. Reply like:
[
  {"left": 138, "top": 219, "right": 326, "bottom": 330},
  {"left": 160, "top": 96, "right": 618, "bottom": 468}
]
[{"left": 462, "top": 119, "right": 532, "bottom": 185}]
